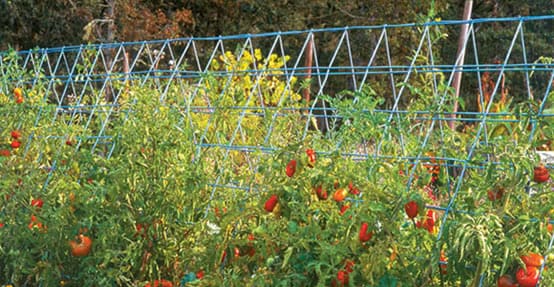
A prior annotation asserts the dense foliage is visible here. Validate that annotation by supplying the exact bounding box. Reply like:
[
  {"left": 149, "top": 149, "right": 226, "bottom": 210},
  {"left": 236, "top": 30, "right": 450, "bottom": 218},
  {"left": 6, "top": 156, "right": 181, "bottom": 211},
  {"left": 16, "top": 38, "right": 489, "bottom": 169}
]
[{"left": 1, "top": 36, "right": 554, "bottom": 285}]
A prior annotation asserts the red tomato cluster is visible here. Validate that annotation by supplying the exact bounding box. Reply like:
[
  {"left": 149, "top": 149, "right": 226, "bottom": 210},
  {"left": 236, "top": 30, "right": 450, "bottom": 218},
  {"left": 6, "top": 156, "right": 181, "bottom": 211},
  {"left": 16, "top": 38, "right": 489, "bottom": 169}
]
[
  {"left": 314, "top": 185, "right": 328, "bottom": 200},
  {"left": 415, "top": 210, "right": 438, "bottom": 233},
  {"left": 332, "top": 260, "right": 355, "bottom": 287},
  {"left": 348, "top": 182, "right": 360, "bottom": 195},
  {"left": 28, "top": 215, "right": 46, "bottom": 231},
  {"left": 498, "top": 252, "right": 544, "bottom": 287},
  {"left": 284, "top": 149, "right": 316, "bottom": 178},
  {"left": 1, "top": 129, "right": 24, "bottom": 157},
  {"left": 14, "top": 88, "right": 24, "bottom": 104}
]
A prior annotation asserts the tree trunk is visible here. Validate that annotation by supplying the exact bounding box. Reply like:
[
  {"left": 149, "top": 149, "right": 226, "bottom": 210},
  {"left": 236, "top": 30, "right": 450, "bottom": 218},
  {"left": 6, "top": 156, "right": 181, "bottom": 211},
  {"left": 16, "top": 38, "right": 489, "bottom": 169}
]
[
  {"left": 449, "top": 0, "right": 473, "bottom": 130},
  {"left": 104, "top": 0, "right": 115, "bottom": 102}
]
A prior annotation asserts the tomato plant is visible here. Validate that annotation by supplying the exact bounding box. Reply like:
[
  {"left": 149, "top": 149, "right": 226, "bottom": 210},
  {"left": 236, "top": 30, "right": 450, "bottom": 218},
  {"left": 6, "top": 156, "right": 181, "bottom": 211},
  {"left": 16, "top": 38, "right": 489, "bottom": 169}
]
[{"left": 0, "top": 38, "right": 553, "bottom": 287}]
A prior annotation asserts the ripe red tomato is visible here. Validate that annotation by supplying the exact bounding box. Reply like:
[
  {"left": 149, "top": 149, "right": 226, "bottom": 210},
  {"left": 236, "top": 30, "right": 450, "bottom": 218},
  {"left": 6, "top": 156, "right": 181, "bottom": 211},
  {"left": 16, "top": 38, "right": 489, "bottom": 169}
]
[
  {"left": 315, "top": 185, "right": 328, "bottom": 200},
  {"left": 28, "top": 215, "right": 46, "bottom": 231},
  {"left": 333, "top": 189, "right": 348, "bottom": 202},
  {"left": 344, "top": 260, "right": 355, "bottom": 273},
  {"left": 425, "top": 209, "right": 437, "bottom": 228},
  {"left": 497, "top": 274, "right": 518, "bottom": 287},
  {"left": 404, "top": 200, "right": 419, "bottom": 219},
  {"left": 335, "top": 269, "right": 349, "bottom": 286},
  {"left": 0, "top": 149, "right": 10, "bottom": 157},
  {"left": 520, "top": 252, "right": 545, "bottom": 268},
  {"left": 244, "top": 245, "right": 255, "bottom": 257},
  {"left": 359, "top": 222, "right": 373, "bottom": 242},
  {"left": 348, "top": 182, "right": 360, "bottom": 195},
  {"left": 69, "top": 234, "right": 93, "bottom": 257},
  {"left": 65, "top": 139, "right": 73, "bottom": 146},
  {"left": 339, "top": 204, "right": 350, "bottom": 216},
  {"left": 417, "top": 210, "right": 437, "bottom": 233},
  {"left": 10, "top": 140, "right": 21, "bottom": 149},
  {"left": 285, "top": 159, "right": 296, "bottom": 177},
  {"left": 31, "top": 198, "right": 44, "bottom": 209},
  {"left": 516, "top": 266, "right": 540, "bottom": 287},
  {"left": 306, "top": 148, "right": 316, "bottom": 167},
  {"left": 533, "top": 165, "right": 550, "bottom": 183},
  {"left": 196, "top": 270, "right": 204, "bottom": 280},
  {"left": 11, "top": 130, "right": 21, "bottom": 140},
  {"left": 264, "top": 194, "right": 278, "bottom": 212},
  {"left": 487, "top": 187, "right": 504, "bottom": 201},
  {"left": 214, "top": 207, "right": 227, "bottom": 218}
]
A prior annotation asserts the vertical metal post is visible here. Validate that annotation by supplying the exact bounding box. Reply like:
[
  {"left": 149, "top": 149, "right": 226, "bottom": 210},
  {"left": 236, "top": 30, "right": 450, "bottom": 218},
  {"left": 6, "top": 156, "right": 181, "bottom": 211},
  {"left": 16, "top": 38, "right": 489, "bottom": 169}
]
[
  {"left": 449, "top": 0, "right": 473, "bottom": 130},
  {"left": 303, "top": 34, "right": 313, "bottom": 105}
]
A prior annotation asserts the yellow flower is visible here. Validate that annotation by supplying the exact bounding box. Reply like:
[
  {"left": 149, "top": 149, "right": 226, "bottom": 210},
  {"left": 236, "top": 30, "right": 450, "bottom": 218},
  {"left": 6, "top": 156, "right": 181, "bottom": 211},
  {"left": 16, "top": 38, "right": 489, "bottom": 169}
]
[
  {"left": 254, "top": 49, "right": 263, "bottom": 61},
  {"left": 290, "top": 76, "right": 297, "bottom": 85},
  {"left": 242, "top": 50, "right": 252, "bottom": 62},
  {"left": 211, "top": 59, "right": 220, "bottom": 70}
]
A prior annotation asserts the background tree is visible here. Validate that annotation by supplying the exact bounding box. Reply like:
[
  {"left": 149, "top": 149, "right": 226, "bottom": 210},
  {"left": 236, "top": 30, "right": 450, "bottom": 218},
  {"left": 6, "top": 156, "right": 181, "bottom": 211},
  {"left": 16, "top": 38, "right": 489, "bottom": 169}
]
[
  {"left": 441, "top": 0, "right": 553, "bottom": 112},
  {"left": 0, "top": 0, "right": 551, "bottom": 108}
]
